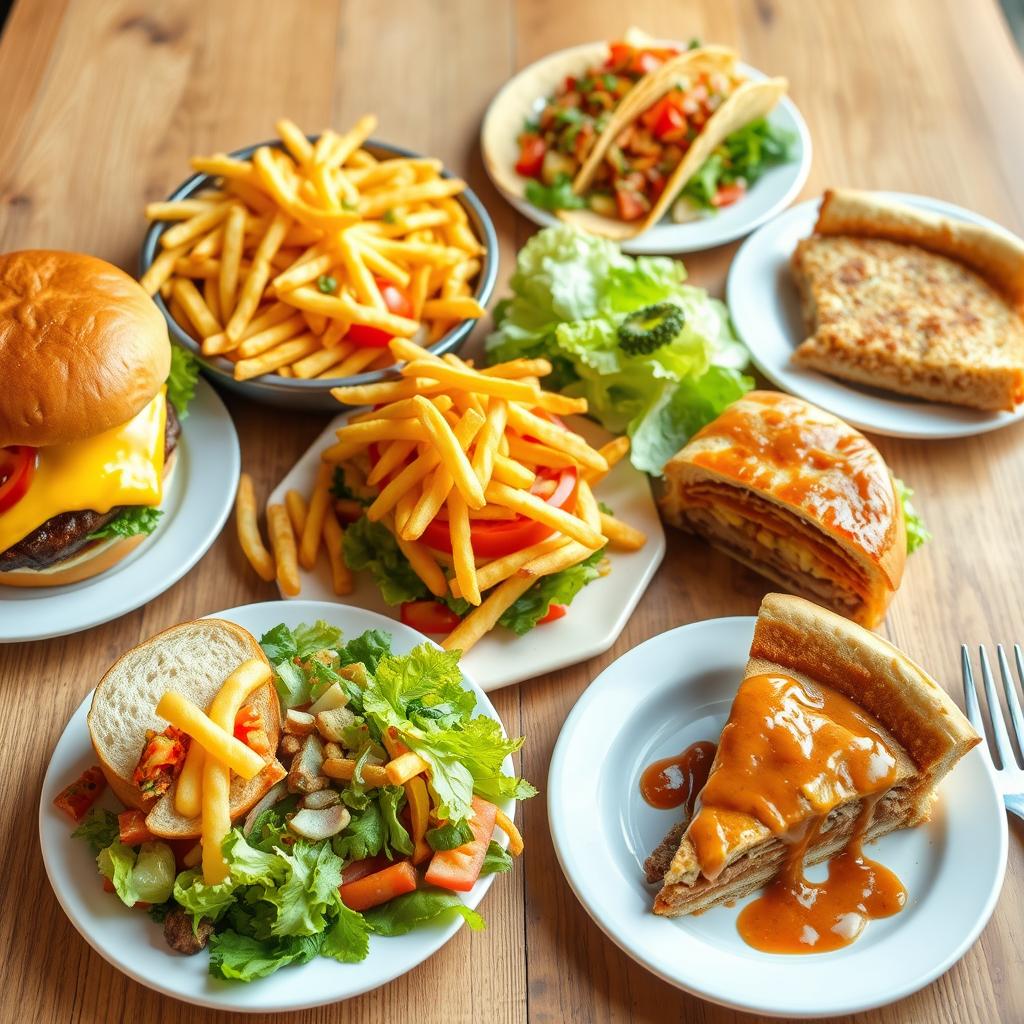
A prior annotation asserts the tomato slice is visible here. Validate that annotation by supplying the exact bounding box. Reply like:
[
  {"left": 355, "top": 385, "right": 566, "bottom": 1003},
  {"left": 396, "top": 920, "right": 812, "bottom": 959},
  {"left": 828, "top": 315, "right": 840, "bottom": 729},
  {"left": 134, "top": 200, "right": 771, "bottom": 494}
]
[
  {"left": 615, "top": 188, "right": 648, "bottom": 222},
  {"left": 0, "top": 445, "right": 37, "bottom": 514},
  {"left": 347, "top": 278, "right": 414, "bottom": 348},
  {"left": 401, "top": 600, "right": 462, "bottom": 635},
  {"left": 53, "top": 766, "right": 107, "bottom": 823},
  {"left": 712, "top": 182, "right": 747, "bottom": 208},
  {"left": 419, "top": 465, "right": 578, "bottom": 558},
  {"left": 424, "top": 797, "right": 498, "bottom": 893},
  {"left": 515, "top": 133, "right": 546, "bottom": 178},
  {"left": 537, "top": 603, "right": 568, "bottom": 625}
]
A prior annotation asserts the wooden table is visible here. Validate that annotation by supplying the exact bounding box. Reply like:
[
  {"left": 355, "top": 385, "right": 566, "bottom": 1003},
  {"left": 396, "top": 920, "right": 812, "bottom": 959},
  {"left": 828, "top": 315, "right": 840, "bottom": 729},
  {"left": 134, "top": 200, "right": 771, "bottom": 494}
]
[{"left": 1, "top": 1, "right": 1022, "bottom": 1021}]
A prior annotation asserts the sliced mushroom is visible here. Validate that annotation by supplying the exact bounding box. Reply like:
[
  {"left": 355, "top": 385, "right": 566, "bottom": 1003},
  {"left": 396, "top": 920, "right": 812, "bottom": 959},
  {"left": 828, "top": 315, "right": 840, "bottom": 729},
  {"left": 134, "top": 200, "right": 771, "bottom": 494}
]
[
  {"left": 300, "top": 789, "right": 340, "bottom": 810},
  {"left": 284, "top": 709, "right": 316, "bottom": 736},
  {"left": 308, "top": 682, "right": 348, "bottom": 716},
  {"left": 287, "top": 734, "right": 328, "bottom": 794},
  {"left": 242, "top": 780, "right": 288, "bottom": 836},
  {"left": 287, "top": 805, "right": 351, "bottom": 841},
  {"left": 315, "top": 706, "right": 357, "bottom": 742}
]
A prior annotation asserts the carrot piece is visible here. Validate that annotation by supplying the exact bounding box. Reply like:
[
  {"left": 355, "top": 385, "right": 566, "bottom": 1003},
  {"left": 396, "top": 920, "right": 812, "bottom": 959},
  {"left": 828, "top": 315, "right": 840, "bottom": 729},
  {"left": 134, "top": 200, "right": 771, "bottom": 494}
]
[
  {"left": 339, "top": 861, "right": 418, "bottom": 912},
  {"left": 385, "top": 750, "right": 430, "bottom": 786},
  {"left": 424, "top": 796, "right": 497, "bottom": 893}
]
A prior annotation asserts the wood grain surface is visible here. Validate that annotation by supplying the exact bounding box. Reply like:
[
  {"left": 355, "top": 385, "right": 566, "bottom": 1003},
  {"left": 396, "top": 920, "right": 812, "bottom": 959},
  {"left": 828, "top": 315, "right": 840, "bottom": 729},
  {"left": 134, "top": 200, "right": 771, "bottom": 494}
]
[{"left": 1, "top": 1, "right": 1022, "bottom": 1022}]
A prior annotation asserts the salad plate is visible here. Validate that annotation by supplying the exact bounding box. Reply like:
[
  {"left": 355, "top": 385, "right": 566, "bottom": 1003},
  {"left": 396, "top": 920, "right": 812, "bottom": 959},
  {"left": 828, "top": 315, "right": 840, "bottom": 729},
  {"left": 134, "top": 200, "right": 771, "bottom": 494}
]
[
  {"left": 0, "top": 378, "right": 239, "bottom": 642},
  {"left": 268, "top": 415, "right": 666, "bottom": 691},
  {"left": 41, "top": 600, "right": 519, "bottom": 1012},
  {"left": 548, "top": 616, "right": 1007, "bottom": 1017},
  {"left": 482, "top": 40, "right": 811, "bottom": 255},
  {"left": 727, "top": 192, "right": 1024, "bottom": 439}
]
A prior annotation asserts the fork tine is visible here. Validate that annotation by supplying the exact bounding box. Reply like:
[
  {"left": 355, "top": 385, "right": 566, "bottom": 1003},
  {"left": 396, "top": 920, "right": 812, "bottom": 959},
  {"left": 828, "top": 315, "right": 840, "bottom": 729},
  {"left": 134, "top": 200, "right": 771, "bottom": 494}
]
[
  {"left": 978, "top": 646, "right": 1017, "bottom": 770},
  {"left": 961, "top": 645, "right": 984, "bottom": 734},
  {"left": 1002, "top": 645, "right": 1024, "bottom": 763}
]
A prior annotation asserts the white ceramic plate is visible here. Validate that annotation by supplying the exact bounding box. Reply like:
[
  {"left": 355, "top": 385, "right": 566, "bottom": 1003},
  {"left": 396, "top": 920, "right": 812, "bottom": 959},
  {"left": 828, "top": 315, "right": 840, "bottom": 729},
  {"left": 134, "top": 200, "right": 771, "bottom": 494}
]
[
  {"left": 727, "top": 192, "right": 1024, "bottom": 439},
  {"left": 481, "top": 40, "right": 811, "bottom": 255},
  {"left": 40, "top": 600, "right": 517, "bottom": 1013},
  {"left": 548, "top": 616, "right": 1008, "bottom": 1018},
  {"left": 0, "top": 379, "right": 240, "bottom": 642},
  {"left": 268, "top": 415, "right": 665, "bottom": 691}
]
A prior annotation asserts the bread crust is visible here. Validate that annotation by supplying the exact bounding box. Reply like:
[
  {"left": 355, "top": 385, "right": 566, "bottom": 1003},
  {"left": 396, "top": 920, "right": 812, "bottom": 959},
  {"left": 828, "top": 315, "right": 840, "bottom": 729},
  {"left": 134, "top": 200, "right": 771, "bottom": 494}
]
[
  {"left": 660, "top": 391, "right": 906, "bottom": 628},
  {"left": 0, "top": 250, "right": 170, "bottom": 447},
  {"left": 815, "top": 188, "right": 1024, "bottom": 307}
]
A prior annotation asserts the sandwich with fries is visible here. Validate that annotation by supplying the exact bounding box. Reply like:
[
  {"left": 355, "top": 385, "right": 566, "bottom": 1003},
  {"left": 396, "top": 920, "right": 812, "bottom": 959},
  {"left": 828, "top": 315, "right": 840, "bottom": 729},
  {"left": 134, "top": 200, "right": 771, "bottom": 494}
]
[
  {"left": 0, "top": 250, "right": 198, "bottom": 586},
  {"left": 59, "top": 616, "right": 532, "bottom": 980},
  {"left": 142, "top": 115, "right": 486, "bottom": 383},
  {"left": 234, "top": 338, "right": 650, "bottom": 651}
]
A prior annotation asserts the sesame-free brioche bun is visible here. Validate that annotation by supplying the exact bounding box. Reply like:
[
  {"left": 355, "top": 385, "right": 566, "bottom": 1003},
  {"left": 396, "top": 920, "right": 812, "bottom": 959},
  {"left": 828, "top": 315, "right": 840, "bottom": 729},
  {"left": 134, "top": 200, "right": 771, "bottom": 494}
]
[
  {"left": 87, "top": 618, "right": 283, "bottom": 830},
  {"left": 0, "top": 250, "right": 170, "bottom": 448}
]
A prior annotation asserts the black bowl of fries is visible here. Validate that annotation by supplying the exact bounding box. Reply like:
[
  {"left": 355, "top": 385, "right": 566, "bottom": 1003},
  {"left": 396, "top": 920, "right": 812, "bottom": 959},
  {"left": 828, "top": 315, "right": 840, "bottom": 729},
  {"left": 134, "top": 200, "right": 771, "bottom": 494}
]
[{"left": 139, "top": 118, "right": 498, "bottom": 412}]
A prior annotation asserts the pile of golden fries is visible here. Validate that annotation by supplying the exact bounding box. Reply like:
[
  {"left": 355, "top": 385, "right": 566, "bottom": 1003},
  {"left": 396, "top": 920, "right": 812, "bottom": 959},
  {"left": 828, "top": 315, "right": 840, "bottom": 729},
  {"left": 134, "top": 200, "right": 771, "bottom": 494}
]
[{"left": 140, "top": 115, "right": 486, "bottom": 382}]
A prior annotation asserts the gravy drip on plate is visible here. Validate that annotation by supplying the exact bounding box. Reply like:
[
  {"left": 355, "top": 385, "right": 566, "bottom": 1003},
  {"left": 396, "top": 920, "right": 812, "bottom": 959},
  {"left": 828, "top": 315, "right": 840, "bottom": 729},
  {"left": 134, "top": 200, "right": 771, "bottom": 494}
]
[{"left": 640, "top": 740, "right": 716, "bottom": 814}]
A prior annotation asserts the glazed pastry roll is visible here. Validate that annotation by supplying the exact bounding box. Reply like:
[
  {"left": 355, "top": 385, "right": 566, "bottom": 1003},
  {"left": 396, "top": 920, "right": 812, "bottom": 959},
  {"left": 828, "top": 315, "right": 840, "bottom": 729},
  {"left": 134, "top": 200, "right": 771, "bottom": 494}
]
[{"left": 659, "top": 391, "right": 906, "bottom": 628}]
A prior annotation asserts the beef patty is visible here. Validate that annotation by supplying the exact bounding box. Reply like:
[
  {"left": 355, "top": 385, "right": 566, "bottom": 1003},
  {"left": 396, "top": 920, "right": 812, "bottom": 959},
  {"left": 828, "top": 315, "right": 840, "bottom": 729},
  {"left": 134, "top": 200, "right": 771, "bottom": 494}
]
[{"left": 1, "top": 402, "right": 180, "bottom": 572}]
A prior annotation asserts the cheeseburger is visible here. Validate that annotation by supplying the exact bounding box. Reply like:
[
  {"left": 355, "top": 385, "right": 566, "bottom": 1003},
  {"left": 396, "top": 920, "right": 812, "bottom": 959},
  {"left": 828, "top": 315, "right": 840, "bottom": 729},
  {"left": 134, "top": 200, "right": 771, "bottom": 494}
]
[{"left": 0, "top": 250, "right": 193, "bottom": 587}]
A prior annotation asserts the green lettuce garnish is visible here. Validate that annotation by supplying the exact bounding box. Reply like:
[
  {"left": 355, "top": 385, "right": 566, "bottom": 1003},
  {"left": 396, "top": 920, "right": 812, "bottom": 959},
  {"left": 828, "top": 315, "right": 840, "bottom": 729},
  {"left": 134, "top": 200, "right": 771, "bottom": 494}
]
[
  {"left": 167, "top": 344, "right": 199, "bottom": 417},
  {"left": 72, "top": 807, "right": 119, "bottom": 855},
  {"left": 87, "top": 505, "right": 164, "bottom": 541},
  {"left": 894, "top": 478, "right": 931, "bottom": 554},
  {"left": 343, "top": 518, "right": 432, "bottom": 605},
  {"left": 486, "top": 225, "right": 753, "bottom": 474},
  {"left": 362, "top": 887, "right": 485, "bottom": 936}
]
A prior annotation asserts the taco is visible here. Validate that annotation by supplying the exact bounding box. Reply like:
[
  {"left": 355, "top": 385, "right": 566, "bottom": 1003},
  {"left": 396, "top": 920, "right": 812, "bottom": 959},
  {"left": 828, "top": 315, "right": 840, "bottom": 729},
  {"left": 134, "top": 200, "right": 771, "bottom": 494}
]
[{"left": 559, "top": 49, "right": 790, "bottom": 238}]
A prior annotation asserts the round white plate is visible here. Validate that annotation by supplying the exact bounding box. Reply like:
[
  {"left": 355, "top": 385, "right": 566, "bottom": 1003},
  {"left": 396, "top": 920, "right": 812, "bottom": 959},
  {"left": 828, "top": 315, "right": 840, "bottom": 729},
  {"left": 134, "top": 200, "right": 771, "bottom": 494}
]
[
  {"left": 727, "top": 192, "right": 1024, "bottom": 439},
  {"left": 268, "top": 415, "right": 665, "bottom": 691},
  {"left": 548, "top": 616, "right": 1008, "bottom": 1018},
  {"left": 40, "top": 600, "right": 516, "bottom": 1013},
  {"left": 0, "top": 378, "right": 240, "bottom": 642},
  {"left": 481, "top": 40, "right": 811, "bottom": 255}
]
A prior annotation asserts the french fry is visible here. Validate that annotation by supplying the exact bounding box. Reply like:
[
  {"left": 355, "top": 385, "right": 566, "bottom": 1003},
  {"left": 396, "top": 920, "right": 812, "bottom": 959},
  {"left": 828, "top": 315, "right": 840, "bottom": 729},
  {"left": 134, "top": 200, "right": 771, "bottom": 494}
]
[
  {"left": 471, "top": 398, "right": 506, "bottom": 489},
  {"left": 449, "top": 535, "right": 567, "bottom": 599},
  {"left": 218, "top": 203, "right": 247, "bottom": 321},
  {"left": 383, "top": 515, "right": 447, "bottom": 597},
  {"left": 505, "top": 435, "right": 576, "bottom": 469},
  {"left": 421, "top": 296, "right": 485, "bottom": 321},
  {"left": 171, "top": 278, "right": 221, "bottom": 338},
  {"left": 300, "top": 461, "right": 333, "bottom": 570},
  {"left": 447, "top": 491, "right": 481, "bottom": 606},
  {"left": 385, "top": 751, "right": 430, "bottom": 786},
  {"left": 412, "top": 396, "right": 485, "bottom": 508},
  {"left": 323, "top": 757, "right": 390, "bottom": 788},
  {"left": 495, "top": 808, "right": 524, "bottom": 856},
  {"left": 267, "top": 503, "right": 301, "bottom": 596},
  {"left": 235, "top": 313, "right": 306, "bottom": 358},
  {"left": 519, "top": 540, "right": 597, "bottom": 578},
  {"left": 160, "top": 201, "right": 232, "bottom": 250},
  {"left": 479, "top": 358, "right": 554, "bottom": 380},
  {"left": 234, "top": 333, "right": 320, "bottom": 381},
  {"left": 365, "top": 438, "right": 419, "bottom": 485},
  {"left": 322, "top": 508, "right": 353, "bottom": 595},
  {"left": 505, "top": 404, "right": 608, "bottom": 473},
  {"left": 600, "top": 511, "right": 647, "bottom": 551},
  {"left": 491, "top": 454, "right": 536, "bottom": 490},
  {"left": 225, "top": 211, "right": 291, "bottom": 341},
  {"left": 486, "top": 480, "right": 604, "bottom": 549},
  {"left": 401, "top": 360, "right": 539, "bottom": 405},
  {"left": 441, "top": 573, "right": 535, "bottom": 653},
  {"left": 284, "top": 488, "right": 308, "bottom": 536},
  {"left": 174, "top": 743, "right": 204, "bottom": 819},
  {"left": 235, "top": 473, "right": 275, "bottom": 581},
  {"left": 583, "top": 436, "right": 631, "bottom": 484}
]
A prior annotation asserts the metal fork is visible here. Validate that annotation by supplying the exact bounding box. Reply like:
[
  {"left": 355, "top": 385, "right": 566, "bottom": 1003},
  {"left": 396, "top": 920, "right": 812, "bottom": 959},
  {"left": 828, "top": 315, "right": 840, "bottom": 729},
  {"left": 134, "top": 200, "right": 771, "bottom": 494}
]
[{"left": 961, "top": 644, "right": 1024, "bottom": 822}]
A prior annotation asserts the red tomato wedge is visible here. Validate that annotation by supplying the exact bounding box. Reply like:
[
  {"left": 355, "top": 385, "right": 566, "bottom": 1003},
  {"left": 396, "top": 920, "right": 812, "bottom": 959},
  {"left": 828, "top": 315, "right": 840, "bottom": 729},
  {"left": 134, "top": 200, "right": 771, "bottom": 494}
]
[
  {"left": 341, "top": 853, "right": 393, "bottom": 885},
  {"left": 420, "top": 465, "right": 578, "bottom": 559},
  {"left": 340, "top": 860, "right": 418, "bottom": 911},
  {"left": 0, "top": 445, "right": 37, "bottom": 514},
  {"left": 346, "top": 278, "right": 415, "bottom": 348},
  {"left": 516, "top": 133, "right": 546, "bottom": 178},
  {"left": 53, "top": 765, "right": 106, "bottom": 823},
  {"left": 118, "top": 809, "right": 155, "bottom": 846},
  {"left": 401, "top": 600, "right": 462, "bottom": 635},
  {"left": 424, "top": 796, "right": 498, "bottom": 893},
  {"left": 712, "top": 182, "right": 747, "bottom": 208},
  {"left": 537, "top": 603, "right": 568, "bottom": 625}
]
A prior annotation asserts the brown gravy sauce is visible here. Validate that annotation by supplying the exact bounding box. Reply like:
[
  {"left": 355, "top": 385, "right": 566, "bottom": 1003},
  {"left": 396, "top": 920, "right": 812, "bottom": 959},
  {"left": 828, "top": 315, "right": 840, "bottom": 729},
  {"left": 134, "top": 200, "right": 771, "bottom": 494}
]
[{"left": 640, "top": 740, "right": 716, "bottom": 813}]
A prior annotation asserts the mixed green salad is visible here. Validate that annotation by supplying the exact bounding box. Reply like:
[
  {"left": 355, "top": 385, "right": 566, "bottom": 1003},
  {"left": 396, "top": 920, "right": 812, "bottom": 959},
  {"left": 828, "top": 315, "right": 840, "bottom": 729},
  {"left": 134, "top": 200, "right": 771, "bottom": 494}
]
[
  {"left": 486, "top": 225, "right": 753, "bottom": 475},
  {"left": 71, "top": 621, "right": 533, "bottom": 982}
]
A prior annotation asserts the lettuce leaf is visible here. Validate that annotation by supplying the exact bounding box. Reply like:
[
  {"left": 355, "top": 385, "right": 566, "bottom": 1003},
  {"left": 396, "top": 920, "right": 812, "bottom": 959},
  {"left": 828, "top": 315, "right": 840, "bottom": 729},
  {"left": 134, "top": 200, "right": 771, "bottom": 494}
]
[
  {"left": 486, "top": 225, "right": 752, "bottom": 474},
  {"left": 166, "top": 344, "right": 200, "bottom": 417},
  {"left": 332, "top": 802, "right": 385, "bottom": 862},
  {"left": 320, "top": 901, "right": 371, "bottom": 963},
  {"left": 72, "top": 807, "right": 119, "bottom": 855},
  {"left": 87, "top": 506, "right": 163, "bottom": 540},
  {"left": 497, "top": 549, "right": 604, "bottom": 635},
  {"left": 97, "top": 842, "right": 140, "bottom": 907},
  {"left": 269, "top": 841, "right": 345, "bottom": 937},
  {"left": 481, "top": 841, "right": 514, "bottom": 876},
  {"left": 378, "top": 785, "right": 414, "bottom": 858},
  {"left": 362, "top": 887, "right": 485, "bottom": 936},
  {"left": 894, "top": 478, "right": 931, "bottom": 554},
  {"left": 342, "top": 517, "right": 430, "bottom": 605},
  {"left": 207, "top": 931, "right": 320, "bottom": 981}
]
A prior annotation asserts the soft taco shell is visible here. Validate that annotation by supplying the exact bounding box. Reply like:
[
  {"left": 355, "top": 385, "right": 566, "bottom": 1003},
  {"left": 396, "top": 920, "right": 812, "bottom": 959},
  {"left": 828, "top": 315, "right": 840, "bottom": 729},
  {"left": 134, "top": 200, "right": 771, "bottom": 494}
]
[
  {"left": 571, "top": 45, "right": 738, "bottom": 194},
  {"left": 560, "top": 75, "right": 788, "bottom": 240}
]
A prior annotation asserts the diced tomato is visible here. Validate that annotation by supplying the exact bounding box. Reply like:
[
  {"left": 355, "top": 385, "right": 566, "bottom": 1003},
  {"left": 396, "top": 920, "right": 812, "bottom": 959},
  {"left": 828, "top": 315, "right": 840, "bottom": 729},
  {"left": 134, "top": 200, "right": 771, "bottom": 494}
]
[
  {"left": 346, "top": 278, "right": 414, "bottom": 348},
  {"left": 0, "top": 445, "right": 37, "bottom": 514},
  {"left": 515, "top": 133, "right": 547, "bottom": 178},
  {"left": 606, "top": 42, "right": 632, "bottom": 68},
  {"left": 424, "top": 797, "right": 498, "bottom": 893},
  {"left": 712, "top": 182, "right": 747, "bottom": 208},
  {"left": 401, "top": 600, "right": 462, "bottom": 636},
  {"left": 419, "top": 465, "right": 578, "bottom": 558},
  {"left": 615, "top": 188, "right": 648, "bottom": 222},
  {"left": 132, "top": 727, "right": 188, "bottom": 799},
  {"left": 53, "top": 766, "right": 107, "bottom": 823},
  {"left": 632, "top": 50, "right": 664, "bottom": 75},
  {"left": 653, "top": 100, "right": 686, "bottom": 141},
  {"left": 340, "top": 861, "right": 418, "bottom": 911},
  {"left": 538, "top": 603, "right": 568, "bottom": 625},
  {"left": 563, "top": 75, "right": 576, "bottom": 92},
  {"left": 234, "top": 707, "right": 271, "bottom": 756},
  {"left": 342, "top": 853, "right": 393, "bottom": 885},
  {"left": 118, "top": 809, "right": 155, "bottom": 846}
]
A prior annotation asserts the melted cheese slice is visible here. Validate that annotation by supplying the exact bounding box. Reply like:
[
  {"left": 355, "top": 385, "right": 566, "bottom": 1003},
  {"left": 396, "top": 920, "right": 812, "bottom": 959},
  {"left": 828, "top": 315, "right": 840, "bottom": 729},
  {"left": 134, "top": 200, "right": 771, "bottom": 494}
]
[{"left": 0, "top": 390, "right": 167, "bottom": 553}]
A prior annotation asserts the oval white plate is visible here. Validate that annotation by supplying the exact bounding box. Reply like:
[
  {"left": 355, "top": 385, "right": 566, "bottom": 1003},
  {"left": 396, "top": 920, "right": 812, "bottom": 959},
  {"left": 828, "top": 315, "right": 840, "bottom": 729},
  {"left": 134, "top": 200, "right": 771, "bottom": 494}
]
[
  {"left": 727, "top": 192, "right": 1024, "bottom": 439},
  {"left": 0, "top": 378, "right": 240, "bottom": 641},
  {"left": 40, "top": 600, "right": 516, "bottom": 1013},
  {"left": 481, "top": 40, "right": 811, "bottom": 255},
  {"left": 268, "top": 415, "right": 665, "bottom": 691},
  {"left": 548, "top": 616, "right": 1008, "bottom": 1018}
]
